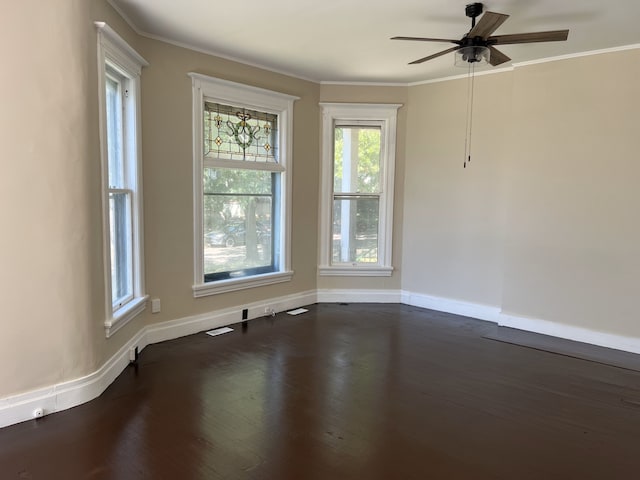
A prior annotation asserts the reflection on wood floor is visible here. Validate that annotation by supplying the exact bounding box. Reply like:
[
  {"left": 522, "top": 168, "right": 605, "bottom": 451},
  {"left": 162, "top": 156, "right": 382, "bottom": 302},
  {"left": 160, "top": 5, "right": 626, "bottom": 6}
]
[{"left": 2, "top": 303, "right": 640, "bottom": 479}]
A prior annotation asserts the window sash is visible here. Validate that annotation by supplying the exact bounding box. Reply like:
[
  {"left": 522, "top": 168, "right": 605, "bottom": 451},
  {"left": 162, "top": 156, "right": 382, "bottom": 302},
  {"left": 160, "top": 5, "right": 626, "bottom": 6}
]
[
  {"left": 331, "top": 123, "right": 383, "bottom": 266},
  {"left": 331, "top": 195, "right": 380, "bottom": 265},
  {"left": 203, "top": 167, "right": 278, "bottom": 282},
  {"left": 105, "top": 68, "right": 135, "bottom": 311},
  {"left": 109, "top": 189, "right": 134, "bottom": 310},
  {"left": 105, "top": 73, "right": 125, "bottom": 189},
  {"left": 201, "top": 103, "right": 283, "bottom": 285},
  {"left": 333, "top": 125, "right": 382, "bottom": 195},
  {"left": 204, "top": 101, "right": 279, "bottom": 163}
]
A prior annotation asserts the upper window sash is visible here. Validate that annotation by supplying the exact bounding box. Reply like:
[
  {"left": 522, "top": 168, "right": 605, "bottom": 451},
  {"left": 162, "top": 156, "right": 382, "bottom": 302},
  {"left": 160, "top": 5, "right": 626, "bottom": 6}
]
[
  {"left": 333, "top": 122, "right": 384, "bottom": 196},
  {"left": 204, "top": 101, "right": 279, "bottom": 164}
]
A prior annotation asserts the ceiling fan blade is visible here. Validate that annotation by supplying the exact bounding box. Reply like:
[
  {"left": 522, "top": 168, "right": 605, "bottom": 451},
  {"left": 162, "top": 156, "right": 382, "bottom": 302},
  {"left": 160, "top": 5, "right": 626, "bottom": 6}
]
[
  {"left": 391, "top": 36, "right": 460, "bottom": 44},
  {"left": 468, "top": 11, "right": 509, "bottom": 39},
  {"left": 488, "top": 46, "right": 511, "bottom": 66},
  {"left": 489, "top": 30, "right": 569, "bottom": 45},
  {"left": 408, "top": 46, "right": 459, "bottom": 65}
]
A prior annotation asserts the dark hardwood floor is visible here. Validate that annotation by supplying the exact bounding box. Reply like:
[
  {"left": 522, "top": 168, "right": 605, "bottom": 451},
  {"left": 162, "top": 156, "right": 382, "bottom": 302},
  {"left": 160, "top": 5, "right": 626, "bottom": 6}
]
[{"left": 2, "top": 303, "right": 640, "bottom": 479}]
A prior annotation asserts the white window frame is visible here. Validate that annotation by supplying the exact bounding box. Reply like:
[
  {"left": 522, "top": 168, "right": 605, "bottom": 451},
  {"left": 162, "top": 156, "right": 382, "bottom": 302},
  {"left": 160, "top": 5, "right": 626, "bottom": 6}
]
[
  {"left": 318, "top": 103, "right": 401, "bottom": 276},
  {"left": 96, "top": 22, "right": 148, "bottom": 337},
  {"left": 189, "top": 73, "right": 298, "bottom": 297}
]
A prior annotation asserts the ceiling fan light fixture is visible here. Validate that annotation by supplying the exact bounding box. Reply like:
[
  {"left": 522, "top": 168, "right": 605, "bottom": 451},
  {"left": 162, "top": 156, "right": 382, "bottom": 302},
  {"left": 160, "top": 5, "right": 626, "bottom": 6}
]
[{"left": 454, "top": 45, "right": 490, "bottom": 67}]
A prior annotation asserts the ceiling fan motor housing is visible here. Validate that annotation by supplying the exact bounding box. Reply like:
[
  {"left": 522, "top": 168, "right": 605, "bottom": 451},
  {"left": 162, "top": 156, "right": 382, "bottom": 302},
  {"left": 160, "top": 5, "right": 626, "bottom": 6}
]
[
  {"left": 465, "top": 3, "right": 484, "bottom": 20},
  {"left": 458, "top": 34, "right": 490, "bottom": 63}
]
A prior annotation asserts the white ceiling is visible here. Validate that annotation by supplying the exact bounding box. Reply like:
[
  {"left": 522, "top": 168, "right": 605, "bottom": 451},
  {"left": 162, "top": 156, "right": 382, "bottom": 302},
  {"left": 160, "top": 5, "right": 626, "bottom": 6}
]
[{"left": 109, "top": 0, "right": 640, "bottom": 84}]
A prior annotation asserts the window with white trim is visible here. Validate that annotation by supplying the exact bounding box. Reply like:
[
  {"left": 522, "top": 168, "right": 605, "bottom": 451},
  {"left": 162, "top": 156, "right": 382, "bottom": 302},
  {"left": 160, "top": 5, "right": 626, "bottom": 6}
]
[
  {"left": 319, "top": 103, "right": 401, "bottom": 276},
  {"left": 96, "top": 22, "right": 148, "bottom": 337},
  {"left": 190, "top": 73, "right": 298, "bottom": 297}
]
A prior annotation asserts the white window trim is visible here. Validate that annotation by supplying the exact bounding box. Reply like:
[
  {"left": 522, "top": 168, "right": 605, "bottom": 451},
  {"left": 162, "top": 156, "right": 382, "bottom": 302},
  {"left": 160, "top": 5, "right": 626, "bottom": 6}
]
[
  {"left": 189, "top": 73, "right": 298, "bottom": 297},
  {"left": 318, "top": 103, "right": 401, "bottom": 277},
  {"left": 96, "top": 22, "right": 149, "bottom": 337}
]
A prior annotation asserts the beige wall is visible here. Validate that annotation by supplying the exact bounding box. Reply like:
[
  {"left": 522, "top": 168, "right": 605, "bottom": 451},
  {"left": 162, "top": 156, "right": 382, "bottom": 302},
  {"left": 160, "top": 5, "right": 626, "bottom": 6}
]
[
  {"left": 402, "top": 73, "right": 511, "bottom": 306},
  {"left": 403, "top": 50, "right": 640, "bottom": 338},
  {"left": 502, "top": 51, "right": 640, "bottom": 336},
  {"left": 0, "top": 0, "right": 101, "bottom": 397}
]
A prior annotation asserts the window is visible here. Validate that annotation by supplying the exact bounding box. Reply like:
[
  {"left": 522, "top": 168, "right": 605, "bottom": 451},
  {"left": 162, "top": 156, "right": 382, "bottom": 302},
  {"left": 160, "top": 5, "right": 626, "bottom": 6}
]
[
  {"left": 319, "top": 103, "right": 401, "bottom": 276},
  {"left": 190, "top": 73, "right": 298, "bottom": 297},
  {"left": 96, "top": 22, "right": 148, "bottom": 336}
]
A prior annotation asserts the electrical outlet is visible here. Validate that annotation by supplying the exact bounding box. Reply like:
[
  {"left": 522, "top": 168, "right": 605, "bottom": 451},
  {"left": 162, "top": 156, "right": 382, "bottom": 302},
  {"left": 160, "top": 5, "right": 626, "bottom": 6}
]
[{"left": 151, "top": 298, "right": 161, "bottom": 313}]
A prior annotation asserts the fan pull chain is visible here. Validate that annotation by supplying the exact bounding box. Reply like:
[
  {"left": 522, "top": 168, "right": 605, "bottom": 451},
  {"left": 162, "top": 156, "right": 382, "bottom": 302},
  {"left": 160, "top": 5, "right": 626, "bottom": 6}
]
[{"left": 464, "top": 63, "right": 476, "bottom": 168}]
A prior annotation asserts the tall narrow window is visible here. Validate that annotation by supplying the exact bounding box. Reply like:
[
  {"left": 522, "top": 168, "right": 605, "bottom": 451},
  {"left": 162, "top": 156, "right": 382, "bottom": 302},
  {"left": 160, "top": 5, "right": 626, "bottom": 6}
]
[
  {"left": 96, "top": 22, "right": 148, "bottom": 336},
  {"left": 319, "top": 104, "right": 401, "bottom": 276},
  {"left": 190, "top": 74, "right": 298, "bottom": 297},
  {"left": 106, "top": 71, "right": 134, "bottom": 307},
  {"left": 332, "top": 125, "right": 382, "bottom": 264}
]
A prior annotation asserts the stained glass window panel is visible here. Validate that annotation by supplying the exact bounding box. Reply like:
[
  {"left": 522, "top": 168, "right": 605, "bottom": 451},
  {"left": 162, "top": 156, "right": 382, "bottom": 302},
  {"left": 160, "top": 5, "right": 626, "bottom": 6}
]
[{"left": 204, "top": 102, "right": 278, "bottom": 163}]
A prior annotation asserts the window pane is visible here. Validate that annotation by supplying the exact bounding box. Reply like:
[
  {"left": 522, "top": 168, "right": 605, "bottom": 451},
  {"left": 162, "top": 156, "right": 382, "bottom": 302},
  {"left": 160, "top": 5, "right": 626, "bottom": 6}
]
[
  {"left": 334, "top": 126, "right": 381, "bottom": 194},
  {"left": 109, "top": 191, "right": 133, "bottom": 307},
  {"left": 332, "top": 197, "right": 379, "bottom": 264},
  {"left": 204, "top": 102, "right": 278, "bottom": 163},
  {"left": 105, "top": 76, "right": 124, "bottom": 188},
  {"left": 203, "top": 168, "right": 275, "bottom": 280}
]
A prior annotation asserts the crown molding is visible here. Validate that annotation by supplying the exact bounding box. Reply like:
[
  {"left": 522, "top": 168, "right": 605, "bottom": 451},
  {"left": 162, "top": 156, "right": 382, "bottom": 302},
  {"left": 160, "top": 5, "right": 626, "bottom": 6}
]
[{"left": 513, "top": 43, "right": 640, "bottom": 68}]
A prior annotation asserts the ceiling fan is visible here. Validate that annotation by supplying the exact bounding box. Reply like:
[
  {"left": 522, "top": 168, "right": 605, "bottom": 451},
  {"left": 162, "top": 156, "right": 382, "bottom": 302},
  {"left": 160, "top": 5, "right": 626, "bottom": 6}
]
[{"left": 392, "top": 2, "right": 569, "bottom": 66}]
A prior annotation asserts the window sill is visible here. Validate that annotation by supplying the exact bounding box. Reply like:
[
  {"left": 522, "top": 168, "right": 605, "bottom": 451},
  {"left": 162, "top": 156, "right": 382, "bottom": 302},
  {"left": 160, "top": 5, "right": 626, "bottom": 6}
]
[
  {"left": 105, "top": 295, "right": 148, "bottom": 338},
  {"left": 318, "top": 265, "right": 394, "bottom": 277},
  {"left": 193, "top": 270, "right": 294, "bottom": 298}
]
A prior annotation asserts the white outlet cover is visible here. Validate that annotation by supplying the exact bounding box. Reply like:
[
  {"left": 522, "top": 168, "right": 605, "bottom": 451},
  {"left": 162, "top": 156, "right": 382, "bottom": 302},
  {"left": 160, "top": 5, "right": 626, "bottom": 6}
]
[{"left": 151, "top": 298, "right": 161, "bottom": 313}]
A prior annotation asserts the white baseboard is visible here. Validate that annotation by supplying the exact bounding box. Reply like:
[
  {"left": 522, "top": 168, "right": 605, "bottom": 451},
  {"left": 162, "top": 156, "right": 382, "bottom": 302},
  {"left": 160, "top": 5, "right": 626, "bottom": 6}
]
[
  {"left": 144, "top": 289, "right": 317, "bottom": 345},
  {"left": 0, "top": 289, "right": 317, "bottom": 429},
  {"left": 4, "top": 287, "right": 640, "bottom": 429},
  {"left": 498, "top": 312, "right": 640, "bottom": 355},
  {"left": 0, "top": 327, "right": 146, "bottom": 430},
  {"left": 401, "top": 290, "right": 640, "bottom": 355},
  {"left": 317, "top": 288, "right": 402, "bottom": 303},
  {"left": 401, "top": 291, "right": 502, "bottom": 323}
]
